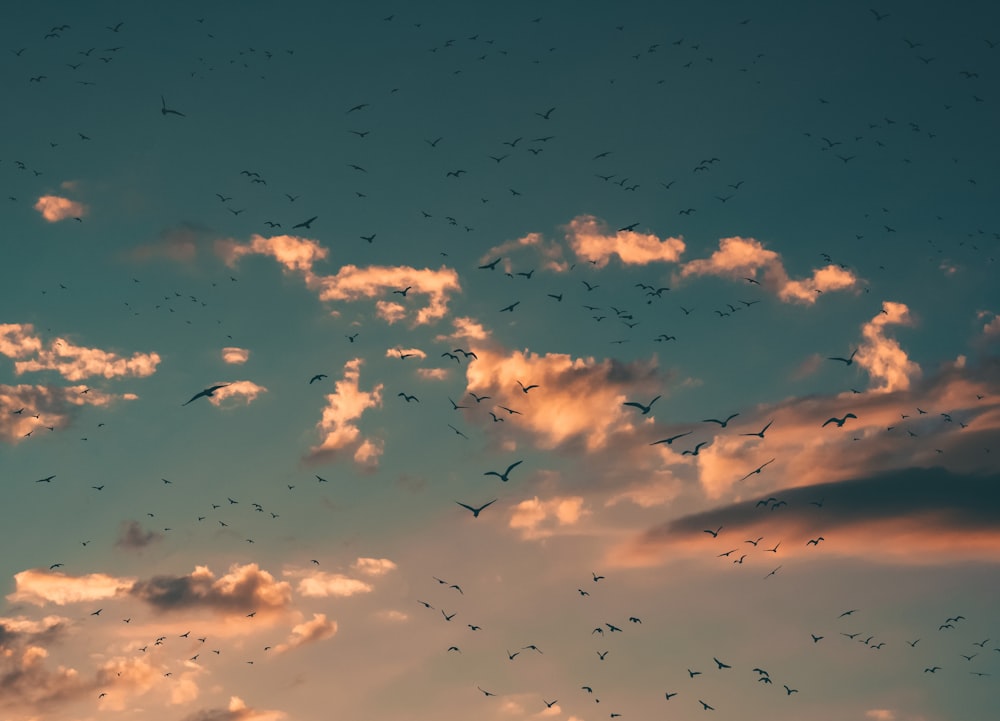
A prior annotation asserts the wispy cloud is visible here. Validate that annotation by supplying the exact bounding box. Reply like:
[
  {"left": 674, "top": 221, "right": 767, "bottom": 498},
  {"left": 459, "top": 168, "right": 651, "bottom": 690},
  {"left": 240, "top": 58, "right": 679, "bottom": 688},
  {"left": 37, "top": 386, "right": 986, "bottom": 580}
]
[
  {"left": 272, "top": 613, "right": 337, "bottom": 653},
  {"left": 8, "top": 569, "right": 135, "bottom": 606},
  {"left": 114, "top": 520, "right": 163, "bottom": 551},
  {"left": 856, "top": 301, "right": 921, "bottom": 392},
  {"left": 0, "top": 383, "right": 136, "bottom": 443},
  {"left": 222, "top": 347, "right": 250, "bottom": 364},
  {"left": 179, "top": 696, "right": 287, "bottom": 721}
]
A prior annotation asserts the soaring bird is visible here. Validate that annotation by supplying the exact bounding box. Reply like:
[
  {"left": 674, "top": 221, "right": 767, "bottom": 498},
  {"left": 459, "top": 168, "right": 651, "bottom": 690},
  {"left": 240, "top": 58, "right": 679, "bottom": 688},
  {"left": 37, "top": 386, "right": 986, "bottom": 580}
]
[
  {"left": 702, "top": 413, "right": 739, "bottom": 427},
  {"left": 623, "top": 395, "right": 661, "bottom": 415},
  {"left": 182, "top": 384, "right": 229, "bottom": 406},
  {"left": 292, "top": 215, "right": 317, "bottom": 229},
  {"left": 456, "top": 499, "right": 496, "bottom": 517},
  {"left": 160, "top": 95, "right": 185, "bottom": 117},
  {"left": 309, "top": 374, "right": 328, "bottom": 384},
  {"left": 828, "top": 349, "right": 858, "bottom": 365},
  {"left": 822, "top": 413, "right": 857, "bottom": 427},
  {"left": 650, "top": 431, "right": 692, "bottom": 445},
  {"left": 484, "top": 460, "right": 523, "bottom": 482}
]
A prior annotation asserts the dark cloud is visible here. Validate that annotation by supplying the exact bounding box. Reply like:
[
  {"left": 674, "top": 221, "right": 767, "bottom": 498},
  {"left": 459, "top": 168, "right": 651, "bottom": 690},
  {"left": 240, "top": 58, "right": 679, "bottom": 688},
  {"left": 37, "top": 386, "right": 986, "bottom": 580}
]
[
  {"left": 129, "top": 563, "right": 291, "bottom": 613},
  {"left": 115, "top": 520, "right": 163, "bottom": 550}
]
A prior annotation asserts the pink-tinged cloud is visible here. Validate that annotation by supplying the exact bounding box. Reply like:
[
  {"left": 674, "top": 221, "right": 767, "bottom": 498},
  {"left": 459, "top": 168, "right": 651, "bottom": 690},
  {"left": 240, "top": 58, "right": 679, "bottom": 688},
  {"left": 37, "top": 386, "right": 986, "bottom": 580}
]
[
  {"left": 384, "top": 347, "right": 427, "bottom": 360},
  {"left": 611, "top": 467, "right": 1000, "bottom": 568},
  {"left": 34, "top": 194, "right": 87, "bottom": 222},
  {"left": 292, "top": 570, "right": 374, "bottom": 598},
  {"left": 8, "top": 569, "right": 135, "bottom": 606},
  {"left": 207, "top": 380, "right": 267, "bottom": 406},
  {"left": 129, "top": 563, "right": 292, "bottom": 616},
  {"left": 982, "top": 314, "right": 1000, "bottom": 338},
  {"left": 482, "top": 231, "right": 569, "bottom": 273},
  {"left": 464, "top": 347, "right": 662, "bottom": 451},
  {"left": 307, "top": 358, "right": 384, "bottom": 465},
  {"left": 509, "top": 495, "right": 590, "bottom": 539},
  {"left": 856, "top": 302, "right": 921, "bottom": 392},
  {"left": 415, "top": 368, "right": 450, "bottom": 381},
  {"left": 272, "top": 613, "right": 337, "bottom": 653},
  {"left": 680, "top": 236, "right": 861, "bottom": 304},
  {"left": 311, "top": 264, "right": 461, "bottom": 325},
  {"left": 564, "top": 215, "right": 685, "bottom": 268},
  {"left": 0, "top": 323, "right": 160, "bottom": 381},
  {"left": 1, "top": 383, "right": 136, "bottom": 444},
  {"left": 180, "top": 696, "right": 287, "bottom": 721},
  {"left": 352, "top": 557, "right": 397, "bottom": 576},
  {"left": 217, "top": 234, "right": 328, "bottom": 274},
  {"left": 435, "top": 316, "right": 491, "bottom": 343},
  {"left": 222, "top": 347, "right": 250, "bottom": 364}
]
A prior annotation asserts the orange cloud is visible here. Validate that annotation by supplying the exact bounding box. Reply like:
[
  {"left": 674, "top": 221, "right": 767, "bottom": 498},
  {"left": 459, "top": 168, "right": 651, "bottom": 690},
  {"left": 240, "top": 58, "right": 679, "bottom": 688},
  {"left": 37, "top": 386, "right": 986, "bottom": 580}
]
[
  {"left": 217, "top": 233, "right": 328, "bottom": 274},
  {"left": 34, "top": 194, "right": 87, "bottom": 222},
  {"left": 0, "top": 324, "right": 160, "bottom": 381},
  {"left": 352, "top": 557, "right": 397, "bottom": 576},
  {"left": 464, "top": 347, "right": 662, "bottom": 451},
  {"left": 291, "top": 570, "right": 374, "bottom": 598},
  {"left": 207, "top": 380, "right": 267, "bottom": 406},
  {"left": 509, "top": 495, "right": 590, "bottom": 539},
  {"left": 129, "top": 563, "right": 292, "bottom": 616},
  {"left": 483, "top": 231, "right": 569, "bottom": 273},
  {"left": 179, "top": 696, "right": 287, "bottom": 721},
  {"left": 312, "top": 264, "right": 461, "bottom": 325},
  {"left": 856, "top": 302, "right": 921, "bottom": 392},
  {"left": 222, "top": 347, "right": 250, "bottom": 364},
  {"left": 435, "top": 316, "right": 491, "bottom": 343},
  {"left": 680, "top": 236, "right": 861, "bottom": 304},
  {"left": 564, "top": 215, "right": 685, "bottom": 268},
  {"left": 384, "top": 347, "right": 427, "bottom": 360},
  {"left": 272, "top": 613, "right": 337, "bottom": 653},
  {"left": 307, "top": 358, "right": 384, "bottom": 464},
  {"left": 0, "top": 383, "right": 136, "bottom": 444},
  {"left": 8, "top": 569, "right": 135, "bottom": 606}
]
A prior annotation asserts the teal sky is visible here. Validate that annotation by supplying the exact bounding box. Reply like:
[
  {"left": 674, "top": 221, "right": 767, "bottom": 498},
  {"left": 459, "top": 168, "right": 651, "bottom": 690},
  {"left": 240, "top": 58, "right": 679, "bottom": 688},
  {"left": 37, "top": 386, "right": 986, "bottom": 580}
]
[{"left": 2, "top": 2, "right": 999, "bottom": 720}]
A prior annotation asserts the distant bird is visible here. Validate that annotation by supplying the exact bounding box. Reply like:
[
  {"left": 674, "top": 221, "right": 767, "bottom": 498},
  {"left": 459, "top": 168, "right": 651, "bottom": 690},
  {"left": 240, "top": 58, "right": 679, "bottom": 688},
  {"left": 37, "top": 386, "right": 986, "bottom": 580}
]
[
  {"left": 309, "top": 374, "right": 328, "bottom": 384},
  {"left": 665, "top": 691, "right": 677, "bottom": 699},
  {"left": 698, "top": 699, "right": 714, "bottom": 710},
  {"left": 822, "top": 413, "right": 857, "bottom": 427},
  {"left": 484, "top": 460, "right": 523, "bottom": 482},
  {"left": 828, "top": 349, "right": 858, "bottom": 365},
  {"left": 392, "top": 286, "right": 412, "bottom": 296},
  {"left": 517, "top": 380, "right": 539, "bottom": 393},
  {"left": 704, "top": 526, "right": 723, "bottom": 538},
  {"left": 456, "top": 499, "right": 496, "bottom": 517},
  {"left": 740, "top": 420, "right": 774, "bottom": 438},
  {"left": 737, "top": 458, "right": 775, "bottom": 482},
  {"left": 650, "top": 431, "right": 692, "bottom": 445},
  {"left": 160, "top": 95, "right": 185, "bottom": 117},
  {"left": 682, "top": 441, "right": 708, "bottom": 456},
  {"left": 618, "top": 222, "right": 640, "bottom": 232},
  {"left": 397, "top": 393, "right": 419, "bottom": 402},
  {"left": 623, "top": 395, "right": 661, "bottom": 415},
  {"left": 479, "top": 257, "right": 501, "bottom": 270},
  {"left": 182, "top": 384, "right": 229, "bottom": 406},
  {"left": 292, "top": 215, "right": 317, "bottom": 229},
  {"left": 702, "top": 413, "right": 739, "bottom": 427},
  {"left": 783, "top": 685, "right": 798, "bottom": 695},
  {"left": 714, "top": 657, "right": 731, "bottom": 669}
]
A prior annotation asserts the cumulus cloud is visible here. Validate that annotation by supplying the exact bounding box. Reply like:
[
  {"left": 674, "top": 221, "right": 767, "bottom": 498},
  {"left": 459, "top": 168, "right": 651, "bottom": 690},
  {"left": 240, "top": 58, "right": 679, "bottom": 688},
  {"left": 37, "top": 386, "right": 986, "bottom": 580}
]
[
  {"left": 0, "top": 324, "right": 161, "bottom": 381},
  {"left": 0, "top": 383, "right": 136, "bottom": 444},
  {"left": 8, "top": 570, "right": 135, "bottom": 606},
  {"left": 680, "top": 236, "right": 861, "bottom": 304},
  {"left": 385, "top": 347, "right": 426, "bottom": 360},
  {"left": 34, "top": 194, "right": 87, "bottom": 222},
  {"left": 206, "top": 380, "right": 267, "bottom": 406},
  {"left": 307, "top": 358, "right": 383, "bottom": 465},
  {"left": 464, "top": 347, "right": 662, "bottom": 451},
  {"left": 129, "top": 563, "right": 292, "bottom": 616},
  {"left": 217, "top": 233, "right": 328, "bottom": 273},
  {"left": 856, "top": 302, "right": 921, "bottom": 392},
  {"left": 564, "top": 215, "right": 685, "bottom": 268},
  {"left": 509, "top": 496, "right": 590, "bottom": 540},
  {"left": 482, "top": 231, "right": 569, "bottom": 273},
  {"left": 352, "top": 557, "right": 397, "bottom": 576},
  {"left": 272, "top": 613, "right": 337, "bottom": 653},
  {"left": 293, "top": 571, "right": 374, "bottom": 598},
  {"left": 180, "top": 696, "right": 287, "bottom": 721},
  {"left": 435, "top": 316, "right": 491, "bottom": 343},
  {"left": 311, "top": 264, "right": 461, "bottom": 325},
  {"left": 222, "top": 347, "right": 250, "bottom": 364}
]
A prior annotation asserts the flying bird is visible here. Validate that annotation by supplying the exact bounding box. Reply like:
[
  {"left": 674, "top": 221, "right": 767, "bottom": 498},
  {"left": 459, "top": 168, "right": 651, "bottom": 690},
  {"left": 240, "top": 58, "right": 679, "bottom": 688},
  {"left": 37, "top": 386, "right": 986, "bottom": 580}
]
[
  {"left": 650, "top": 431, "right": 692, "bottom": 445},
  {"left": 822, "top": 413, "right": 857, "bottom": 427},
  {"left": 292, "top": 215, "right": 317, "bottom": 229},
  {"left": 160, "top": 95, "right": 185, "bottom": 117},
  {"left": 623, "top": 395, "right": 661, "bottom": 415},
  {"left": 828, "top": 349, "right": 858, "bottom": 365},
  {"left": 182, "top": 384, "right": 230, "bottom": 406},
  {"left": 484, "top": 460, "right": 523, "bottom": 482},
  {"left": 456, "top": 499, "right": 495, "bottom": 517},
  {"left": 702, "top": 413, "right": 739, "bottom": 427}
]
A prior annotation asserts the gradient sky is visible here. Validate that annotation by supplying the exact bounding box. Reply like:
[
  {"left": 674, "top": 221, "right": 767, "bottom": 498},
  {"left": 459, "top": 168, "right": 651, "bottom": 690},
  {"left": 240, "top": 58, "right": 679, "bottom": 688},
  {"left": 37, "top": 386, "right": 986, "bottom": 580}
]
[{"left": 2, "top": 2, "right": 999, "bottom": 720}]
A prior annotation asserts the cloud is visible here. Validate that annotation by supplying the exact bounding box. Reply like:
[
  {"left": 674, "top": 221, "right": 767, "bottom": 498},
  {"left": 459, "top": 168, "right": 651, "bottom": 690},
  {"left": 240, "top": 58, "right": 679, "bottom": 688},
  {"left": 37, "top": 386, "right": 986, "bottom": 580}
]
[
  {"left": 983, "top": 315, "right": 1000, "bottom": 338},
  {"left": 34, "top": 194, "right": 87, "bottom": 222},
  {"left": 8, "top": 570, "right": 134, "bottom": 606},
  {"left": 115, "top": 520, "right": 163, "bottom": 550},
  {"left": 0, "top": 323, "right": 161, "bottom": 381},
  {"left": 434, "top": 316, "right": 491, "bottom": 343},
  {"left": 866, "top": 711, "right": 896, "bottom": 721},
  {"left": 482, "top": 231, "right": 569, "bottom": 273},
  {"left": 180, "top": 696, "right": 287, "bottom": 721},
  {"left": 311, "top": 264, "right": 461, "bottom": 325},
  {"left": 217, "top": 233, "right": 328, "bottom": 273},
  {"left": 206, "top": 380, "right": 267, "bottom": 406},
  {"left": 415, "top": 368, "right": 450, "bottom": 381},
  {"left": 509, "top": 495, "right": 590, "bottom": 539},
  {"left": 292, "top": 571, "right": 374, "bottom": 598},
  {"left": 385, "top": 347, "right": 426, "bottom": 360},
  {"left": 464, "top": 346, "right": 662, "bottom": 451},
  {"left": 128, "top": 222, "right": 216, "bottom": 263},
  {"left": 129, "top": 563, "right": 292, "bottom": 616},
  {"left": 272, "top": 613, "right": 337, "bottom": 653},
  {"left": 613, "top": 467, "right": 1000, "bottom": 567},
  {"left": 352, "top": 557, "right": 397, "bottom": 576},
  {"left": 564, "top": 215, "right": 685, "bottom": 268},
  {"left": 680, "top": 236, "right": 861, "bottom": 303},
  {"left": 0, "top": 383, "right": 136, "bottom": 444},
  {"left": 307, "top": 358, "right": 383, "bottom": 465},
  {"left": 856, "top": 302, "right": 921, "bottom": 392},
  {"left": 0, "top": 615, "right": 68, "bottom": 648},
  {"left": 222, "top": 347, "right": 250, "bottom": 364}
]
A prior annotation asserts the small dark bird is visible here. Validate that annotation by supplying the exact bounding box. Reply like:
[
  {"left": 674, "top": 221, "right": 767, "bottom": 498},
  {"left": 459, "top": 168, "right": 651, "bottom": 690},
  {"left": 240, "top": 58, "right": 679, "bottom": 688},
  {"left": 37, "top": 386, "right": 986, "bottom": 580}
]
[
  {"left": 702, "top": 413, "right": 739, "bottom": 427},
  {"left": 160, "top": 96, "right": 185, "bottom": 117},
  {"left": 456, "top": 499, "right": 496, "bottom": 517},
  {"left": 822, "top": 413, "right": 857, "bottom": 427},
  {"left": 309, "top": 374, "right": 328, "bottom": 384},
  {"left": 828, "top": 349, "right": 858, "bottom": 365},
  {"left": 182, "top": 384, "right": 230, "bottom": 406},
  {"left": 292, "top": 216, "right": 318, "bottom": 229}
]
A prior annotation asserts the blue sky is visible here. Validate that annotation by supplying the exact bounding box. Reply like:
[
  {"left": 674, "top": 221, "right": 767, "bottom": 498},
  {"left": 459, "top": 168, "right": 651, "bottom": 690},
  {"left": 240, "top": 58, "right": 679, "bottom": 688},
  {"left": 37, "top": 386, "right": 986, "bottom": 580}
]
[{"left": 1, "top": 2, "right": 999, "bottom": 720}]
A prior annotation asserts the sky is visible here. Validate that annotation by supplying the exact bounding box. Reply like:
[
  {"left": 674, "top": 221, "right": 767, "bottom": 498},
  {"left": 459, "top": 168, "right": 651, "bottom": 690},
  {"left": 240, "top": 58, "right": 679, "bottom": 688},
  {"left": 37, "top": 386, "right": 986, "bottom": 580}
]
[{"left": 1, "top": 1, "right": 999, "bottom": 720}]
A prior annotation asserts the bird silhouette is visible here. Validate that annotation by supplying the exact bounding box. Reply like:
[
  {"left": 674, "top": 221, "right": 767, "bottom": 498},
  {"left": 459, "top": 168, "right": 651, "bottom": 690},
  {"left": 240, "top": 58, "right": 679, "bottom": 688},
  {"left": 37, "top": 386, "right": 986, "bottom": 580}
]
[
  {"left": 456, "top": 499, "right": 496, "bottom": 517},
  {"left": 822, "top": 413, "right": 857, "bottom": 427},
  {"left": 650, "top": 431, "right": 692, "bottom": 445},
  {"left": 182, "top": 384, "right": 230, "bottom": 406},
  {"left": 160, "top": 95, "right": 185, "bottom": 117},
  {"left": 623, "top": 395, "right": 661, "bottom": 415},
  {"left": 484, "top": 460, "right": 523, "bottom": 482}
]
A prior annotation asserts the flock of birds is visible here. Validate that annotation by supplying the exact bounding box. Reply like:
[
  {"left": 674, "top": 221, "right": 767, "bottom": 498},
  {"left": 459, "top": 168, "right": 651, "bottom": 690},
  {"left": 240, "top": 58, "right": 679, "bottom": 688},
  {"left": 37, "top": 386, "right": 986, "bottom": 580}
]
[{"left": 2, "top": 4, "right": 999, "bottom": 720}]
